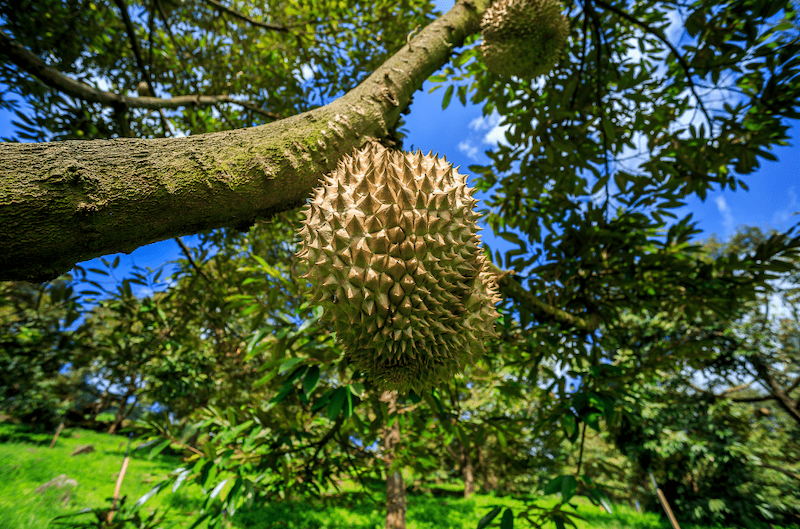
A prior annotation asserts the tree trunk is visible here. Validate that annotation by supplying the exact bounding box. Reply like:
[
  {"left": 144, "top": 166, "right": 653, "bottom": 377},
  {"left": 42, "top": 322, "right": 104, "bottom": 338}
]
[
  {"left": 381, "top": 391, "right": 406, "bottom": 529},
  {"left": 460, "top": 440, "right": 475, "bottom": 498},
  {"left": 92, "top": 389, "right": 109, "bottom": 420},
  {"left": 477, "top": 444, "right": 498, "bottom": 493},
  {"left": 0, "top": 0, "right": 491, "bottom": 282},
  {"left": 108, "top": 384, "right": 136, "bottom": 434}
]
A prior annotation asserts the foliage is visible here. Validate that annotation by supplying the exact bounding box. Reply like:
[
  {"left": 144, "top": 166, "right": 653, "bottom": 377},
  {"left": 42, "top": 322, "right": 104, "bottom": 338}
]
[
  {"left": 0, "top": 277, "right": 87, "bottom": 428},
  {"left": 5, "top": 420, "right": 785, "bottom": 529},
  {"left": 2, "top": 0, "right": 800, "bottom": 527},
  {"left": 0, "top": 0, "right": 436, "bottom": 140},
  {"left": 607, "top": 380, "right": 800, "bottom": 526},
  {"left": 0, "top": 423, "right": 197, "bottom": 529}
]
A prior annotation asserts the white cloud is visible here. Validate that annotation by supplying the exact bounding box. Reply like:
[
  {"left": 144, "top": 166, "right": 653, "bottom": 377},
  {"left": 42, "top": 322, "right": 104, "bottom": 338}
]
[
  {"left": 467, "top": 111, "right": 510, "bottom": 147},
  {"left": 458, "top": 140, "right": 481, "bottom": 161},
  {"left": 468, "top": 113, "right": 499, "bottom": 132},
  {"left": 772, "top": 186, "right": 799, "bottom": 227},
  {"left": 484, "top": 122, "right": 509, "bottom": 146},
  {"left": 715, "top": 196, "right": 736, "bottom": 235}
]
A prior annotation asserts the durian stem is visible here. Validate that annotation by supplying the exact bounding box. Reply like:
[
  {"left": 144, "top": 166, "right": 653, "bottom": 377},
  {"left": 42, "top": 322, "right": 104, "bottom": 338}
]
[{"left": 0, "top": 0, "right": 492, "bottom": 282}]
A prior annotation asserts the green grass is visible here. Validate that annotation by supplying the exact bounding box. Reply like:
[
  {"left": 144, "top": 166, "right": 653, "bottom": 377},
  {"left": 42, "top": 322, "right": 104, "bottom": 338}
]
[
  {"left": 0, "top": 422, "right": 203, "bottom": 529},
  {"left": 0, "top": 422, "right": 783, "bottom": 529}
]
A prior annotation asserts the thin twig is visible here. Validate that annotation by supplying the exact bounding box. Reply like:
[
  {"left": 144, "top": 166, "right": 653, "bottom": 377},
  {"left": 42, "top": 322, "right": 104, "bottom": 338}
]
[
  {"left": 576, "top": 422, "right": 587, "bottom": 476},
  {"left": 111, "top": 0, "right": 171, "bottom": 135},
  {"left": 204, "top": 0, "right": 288, "bottom": 32},
  {"left": 570, "top": 6, "right": 590, "bottom": 111},
  {"left": 175, "top": 237, "right": 211, "bottom": 283},
  {"left": 0, "top": 31, "right": 274, "bottom": 115},
  {"left": 591, "top": 0, "right": 712, "bottom": 125}
]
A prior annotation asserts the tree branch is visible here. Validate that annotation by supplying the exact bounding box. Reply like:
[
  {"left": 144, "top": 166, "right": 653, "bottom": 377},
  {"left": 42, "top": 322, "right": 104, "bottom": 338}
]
[
  {"left": 204, "top": 0, "right": 289, "bottom": 32},
  {"left": 750, "top": 355, "right": 800, "bottom": 425},
  {"left": 720, "top": 383, "right": 752, "bottom": 396},
  {"left": 755, "top": 462, "right": 800, "bottom": 482},
  {"left": 111, "top": 0, "right": 154, "bottom": 89},
  {"left": 112, "top": 0, "right": 172, "bottom": 135},
  {"left": 0, "top": 30, "right": 277, "bottom": 118},
  {"left": 730, "top": 394, "right": 776, "bottom": 403},
  {"left": 174, "top": 236, "right": 211, "bottom": 283},
  {"left": 591, "top": 0, "right": 712, "bottom": 125},
  {"left": 489, "top": 263, "right": 594, "bottom": 332},
  {"left": 0, "top": 0, "right": 489, "bottom": 281}
]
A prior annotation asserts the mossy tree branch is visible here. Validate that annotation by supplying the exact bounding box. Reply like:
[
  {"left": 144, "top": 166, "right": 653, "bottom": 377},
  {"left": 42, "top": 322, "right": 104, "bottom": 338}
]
[
  {"left": 489, "top": 262, "right": 595, "bottom": 332},
  {"left": 0, "top": 0, "right": 490, "bottom": 282}
]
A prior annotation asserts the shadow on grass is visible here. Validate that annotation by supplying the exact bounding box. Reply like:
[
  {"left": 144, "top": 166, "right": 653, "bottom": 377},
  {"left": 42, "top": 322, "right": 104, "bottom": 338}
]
[
  {"left": 407, "top": 495, "right": 478, "bottom": 528},
  {"left": 0, "top": 422, "right": 53, "bottom": 445},
  {"left": 232, "top": 494, "right": 382, "bottom": 529},
  {"left": 573, "top": 507, "right": 669, "bottom": 529}
]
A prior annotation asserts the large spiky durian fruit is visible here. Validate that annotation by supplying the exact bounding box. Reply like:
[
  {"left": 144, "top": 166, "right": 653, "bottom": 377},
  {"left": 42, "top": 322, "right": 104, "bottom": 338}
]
[
  {"left": 481, "top": 0, "right": 569, "bottom": 79},
  {"left": 296, "top": 143, "right": 501, "bottom": 393}
]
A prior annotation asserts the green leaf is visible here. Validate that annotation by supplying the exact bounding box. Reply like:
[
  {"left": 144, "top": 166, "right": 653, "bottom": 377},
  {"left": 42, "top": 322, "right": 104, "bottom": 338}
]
[
  {"left": 210, "top": 479, "right": 228, "bottom": 499},
  {"left": 500, "top": 508, "right": 514, "bottom": 529},
  {"left": 172, "top": 468, "right": 191, "bottom": 493},
  {"left": 269, "top": 383, "right": 294, "bottom": 404},
  {"left": 279, "top": 357, "right": 305, "bottom": 375},
  {"left": 203, "top": 442, "right": 216, "bottom": 461},
  {"left": 328, "top": 387, "right": 347, "bottom": 421},
  {"left": 343, "top": 387, "right": 353, "bottom": 419},
  {"left": 562, "top": 414, "right": 577, "bottom": 440},
  {"left": 496, "top": 429, "right": 507, "bottom": 449},
  {"left": 442, "top": 85, "right": 454, "bottom": 109},
  {"left": 477, "top": 506, "right": 502, "bottom": 529},
  {"left": 561, "top": 475, "right": 577, "bottom": 502},
  {"left": 135, "top": 482, "right": 165, "bottom": 508},
  {"left": 303, "top": 366, "right": 320, "bottom": 396},
  {"left": 544, "top": 475, "right": 564, "bottom": 495},
  {"left": 148, "top": 439, "right": 172, "bottom": 460}
]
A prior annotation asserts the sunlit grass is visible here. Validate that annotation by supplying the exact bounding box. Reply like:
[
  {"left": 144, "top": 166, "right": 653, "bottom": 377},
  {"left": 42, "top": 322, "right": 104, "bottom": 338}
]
[
  {"left": 0, "top": 422, "right": 790, "bottom": 529},
  {"left": 0, "top": 422, "right": 201, "bottom": 528}
]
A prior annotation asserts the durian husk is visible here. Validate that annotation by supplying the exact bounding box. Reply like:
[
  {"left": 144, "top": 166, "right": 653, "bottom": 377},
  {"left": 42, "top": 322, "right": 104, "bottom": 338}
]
[
  {"left": 296, "top": 143, "right": 501, "bottom": 393},
  {"left": 481, "top": 0, "right": 570, "bottom": 78}
]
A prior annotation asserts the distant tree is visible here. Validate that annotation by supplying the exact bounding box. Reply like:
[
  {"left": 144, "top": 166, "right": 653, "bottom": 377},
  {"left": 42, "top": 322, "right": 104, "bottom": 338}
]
[
  {"left": 593, "top": 226, "right": 800, "bottom": 526},
  {"left": 0, "top": 278, "right": 87, "bottom": 427}
]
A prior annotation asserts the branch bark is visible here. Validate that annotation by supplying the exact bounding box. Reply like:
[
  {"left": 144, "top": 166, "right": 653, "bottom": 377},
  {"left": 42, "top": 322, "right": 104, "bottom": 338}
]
[
  {"left": 489, "top": 262, "right": 596, "bottom": 332},
  {"left": 755, "top": 461, "right": 800, "bottom": 482},
  {"left": 0, "top": 0, "right": 489, "bottom": 281},
  {"left": 204, "top": 0, "right": 289, "bottom": 32},
  {"left": 750, "top": 356, "right": 800, "bottom": 425},
  {"left": 0, "top": 30, "right": 277, "bottom": 117}
]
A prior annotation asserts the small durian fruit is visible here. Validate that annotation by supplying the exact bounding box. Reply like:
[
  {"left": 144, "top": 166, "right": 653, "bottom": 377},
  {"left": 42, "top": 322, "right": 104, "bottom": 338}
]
[
  {"left": 136, "top": 80, "right": 150, "bottom": 97},
  {"left": 296, "top": 143, "right": 501, "bottom": 393},
  {"left": 480, "top": 0, "right": 570, "bottom": 79}
]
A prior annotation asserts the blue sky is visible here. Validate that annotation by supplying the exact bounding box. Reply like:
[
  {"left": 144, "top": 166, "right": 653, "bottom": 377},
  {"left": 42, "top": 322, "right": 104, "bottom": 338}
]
[{"left": 1, "top": 0, "right": 797, "bottom": 281}]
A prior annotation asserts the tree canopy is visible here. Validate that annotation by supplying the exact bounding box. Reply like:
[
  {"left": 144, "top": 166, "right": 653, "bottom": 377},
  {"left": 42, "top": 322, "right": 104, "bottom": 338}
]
[{"left": 1, "top": 0, "right": 800, "bottom": 527}]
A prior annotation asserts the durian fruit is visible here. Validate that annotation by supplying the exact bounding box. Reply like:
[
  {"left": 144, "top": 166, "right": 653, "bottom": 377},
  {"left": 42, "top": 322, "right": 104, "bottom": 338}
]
[
  {"left": 480, "top": 0, "right": 569, "bottom": 79},
  {"left": 296, "top": 143, "right": 501, "bottom": 393}
]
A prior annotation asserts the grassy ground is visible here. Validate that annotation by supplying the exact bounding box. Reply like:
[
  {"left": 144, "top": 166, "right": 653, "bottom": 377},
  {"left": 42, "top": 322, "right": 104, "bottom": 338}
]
[
  {"left": 0, "top": 422, "right": 782, "bottom": 529},
  {"left": 0, "top": 422, "right": 203, "bottom": 529}
]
